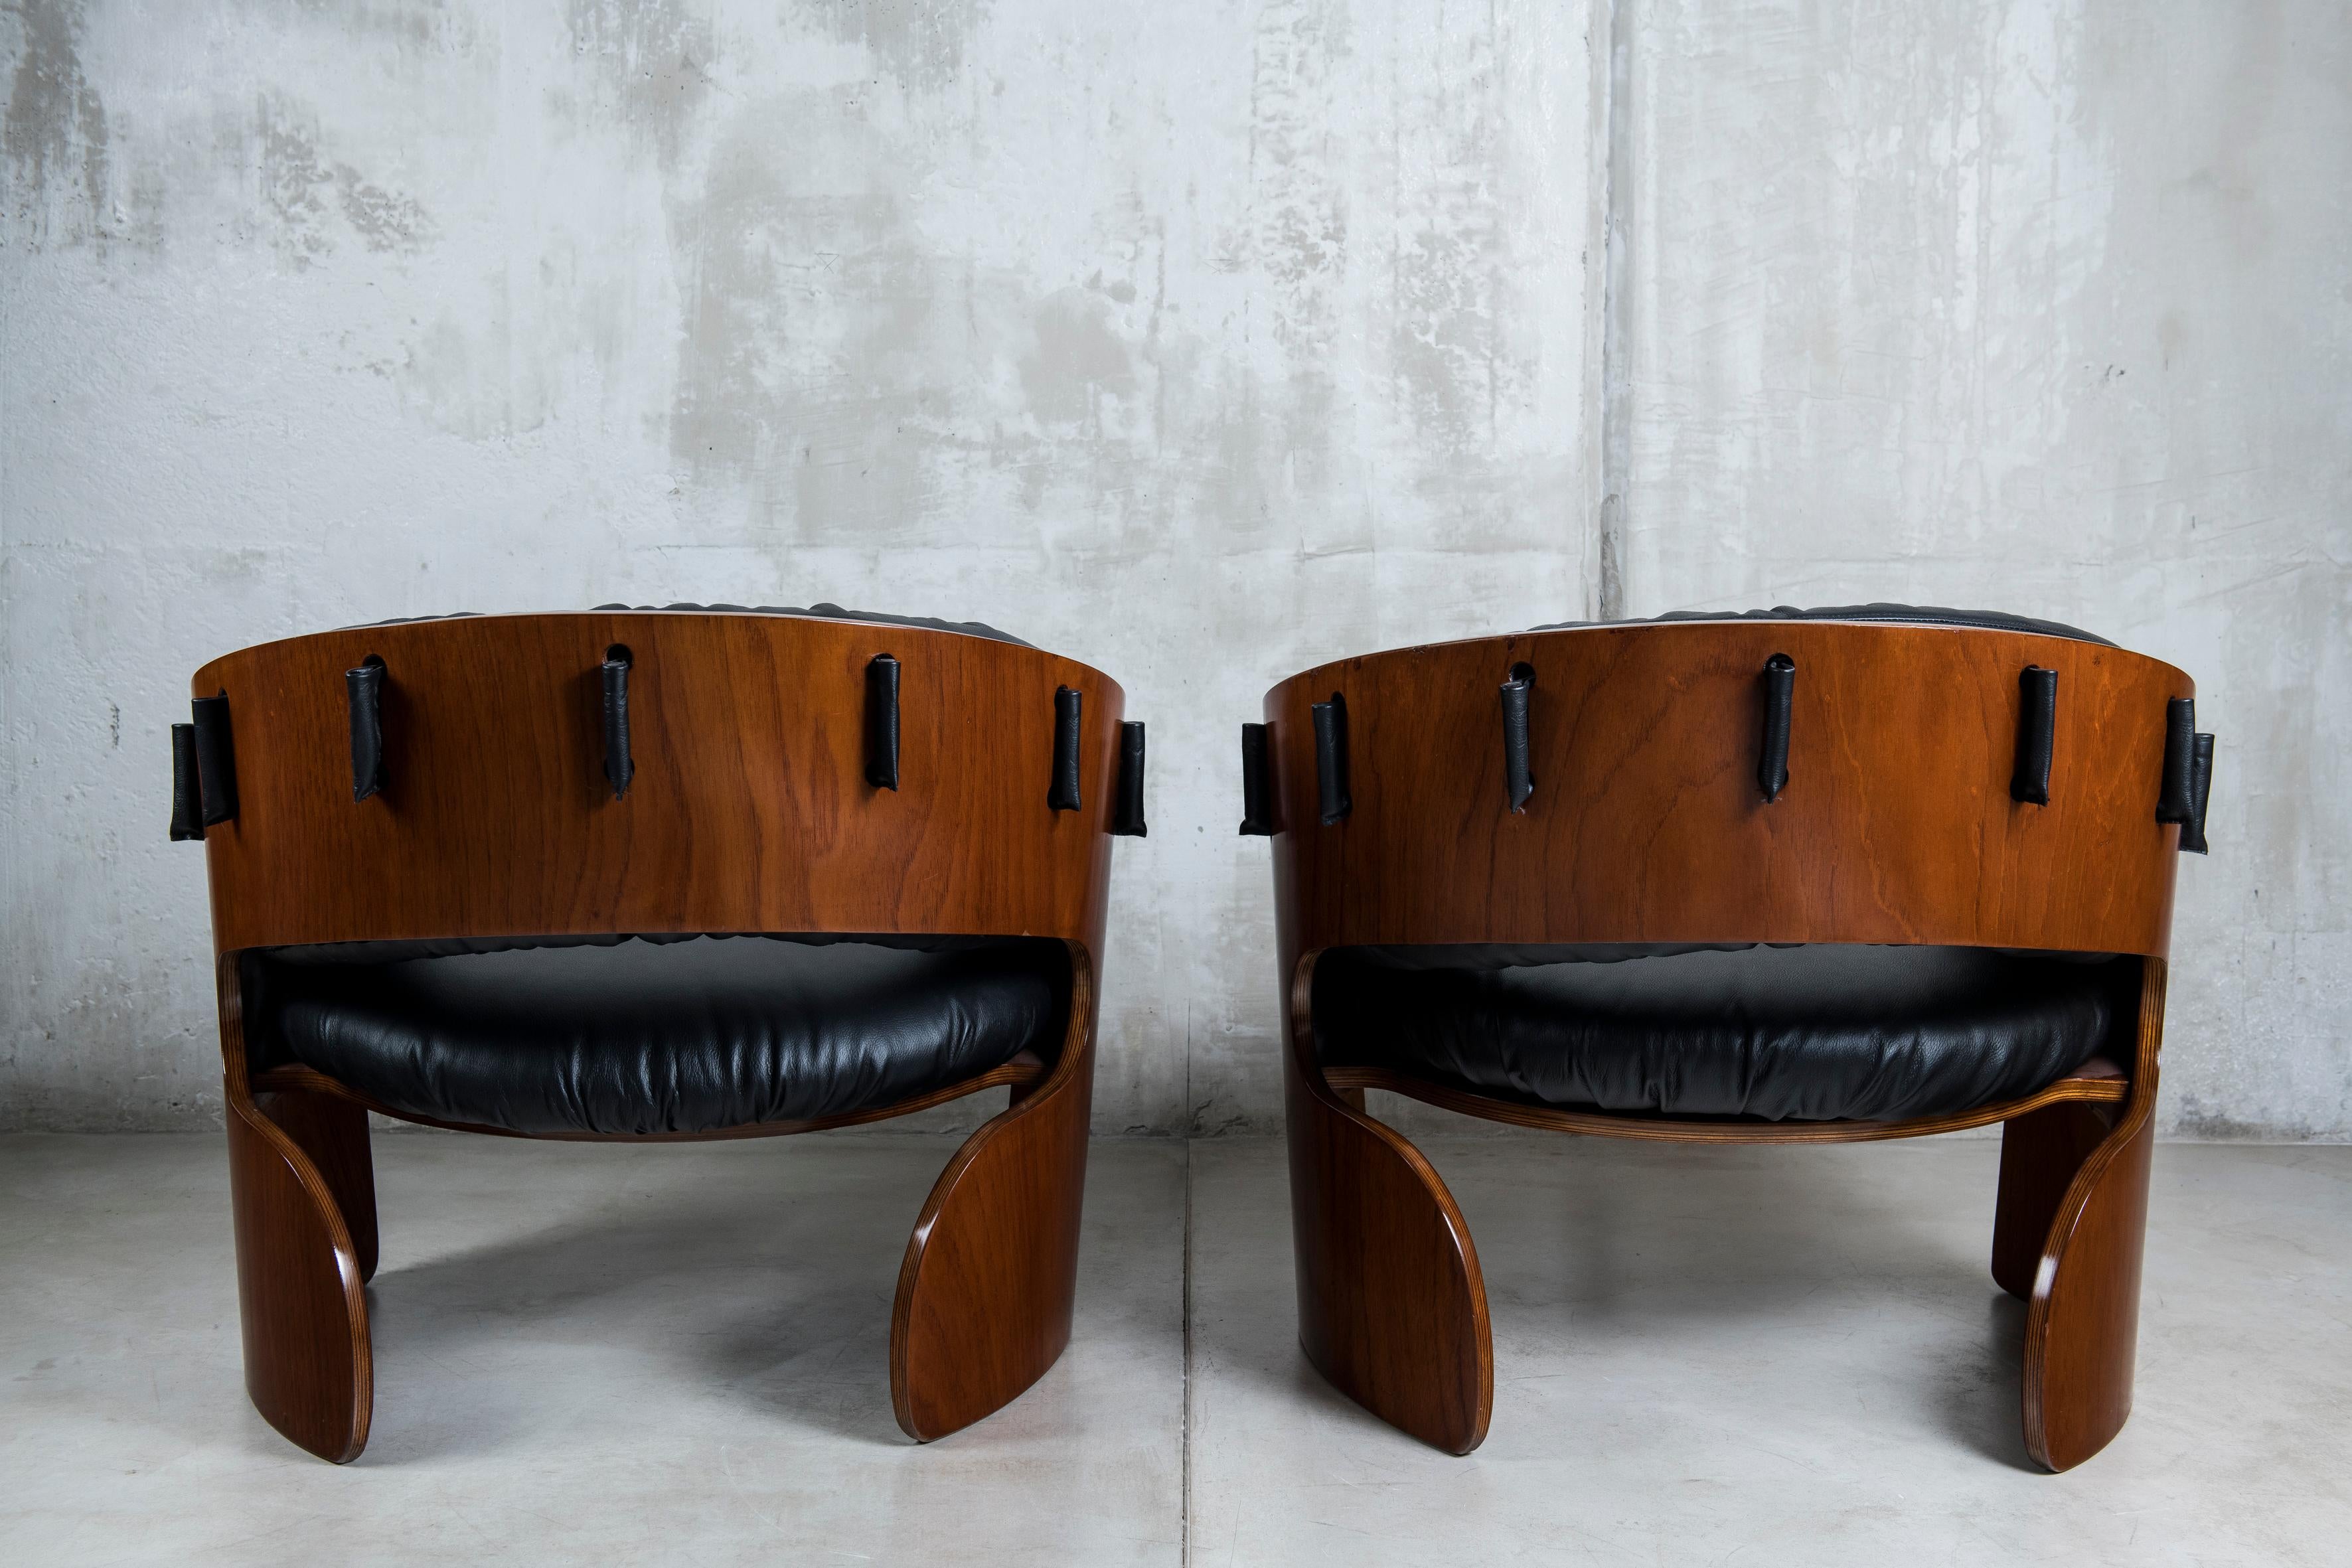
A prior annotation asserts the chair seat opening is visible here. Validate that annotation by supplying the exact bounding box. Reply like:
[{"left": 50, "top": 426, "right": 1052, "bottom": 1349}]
[
  {"left": 242, "top": 933, "right": 1069, "bottom": 1136},
  {"left": 1314, "top": 943, "right": 2134, "bottom": 1125}
]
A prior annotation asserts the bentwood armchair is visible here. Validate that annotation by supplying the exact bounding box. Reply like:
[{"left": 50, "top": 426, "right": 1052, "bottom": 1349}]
[
  {"left": 1243, "top": 605, "right": 2212, "bottom": 1470},
  {"left": 171, "top": 605, "right": 1144, "bottom": 1461}
]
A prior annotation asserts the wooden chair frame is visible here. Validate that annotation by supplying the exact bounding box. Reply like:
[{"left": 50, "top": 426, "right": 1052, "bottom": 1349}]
[
  {"left": 1259, "top": 619, "right": 2191, "bottom": 1470},
  {"left": 191, "top": 610, "right": 1127, "bottom": 1461}
]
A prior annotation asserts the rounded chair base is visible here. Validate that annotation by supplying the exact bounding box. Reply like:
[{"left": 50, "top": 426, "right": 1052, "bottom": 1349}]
[
  {"left": 1287, "top": 955, "right": 2165, "bottom": 1470},
  {"left": 222, "top": 950, "right": 1100, "bottom": 1464},
  {"left": 1314, "top": 943, "right": 2132, "bottom": 1127}
]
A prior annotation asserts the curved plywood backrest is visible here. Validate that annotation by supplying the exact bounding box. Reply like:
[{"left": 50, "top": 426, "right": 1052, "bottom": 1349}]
[
  {"left": 191, "top": 611, "right": 1125, "bottom": 955},
  {"left": 1262, "top": 619, "right": 2192, "bottom": 958}
]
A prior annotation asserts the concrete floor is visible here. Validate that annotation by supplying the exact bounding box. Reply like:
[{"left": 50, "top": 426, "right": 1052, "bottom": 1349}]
[{"left": 1, "top": 1129, "right": 2346, "bottom": 1565}]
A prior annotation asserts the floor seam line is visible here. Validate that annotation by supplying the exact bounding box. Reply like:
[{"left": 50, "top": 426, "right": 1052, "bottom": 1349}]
[{"left": 1180, "top": 1135, "right": 1195, "bottom": 1567}]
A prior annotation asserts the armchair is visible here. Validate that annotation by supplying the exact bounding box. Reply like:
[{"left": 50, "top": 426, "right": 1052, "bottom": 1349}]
[{"left": 173, "top": 605, "right": 1143, "bottom": 1461}]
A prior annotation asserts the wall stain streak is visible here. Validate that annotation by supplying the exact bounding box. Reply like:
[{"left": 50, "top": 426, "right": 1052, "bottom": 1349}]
[
  {"left": 805, "top": 0, "right": 991, "bottom": 96},
  {"left": 1389, "top": 9, "right": 1509, "bottom": 454},
  {"left": 567, "top": 0, "right": 714, "bottom": 167},
  {"left": 256, "top": 94, "right": 434, "bottom": 266},
  {"left": 4, "top": 0, "right": 110, "bottom": 250}
]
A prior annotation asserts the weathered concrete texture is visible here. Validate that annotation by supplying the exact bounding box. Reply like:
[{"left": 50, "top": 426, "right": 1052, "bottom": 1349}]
[
  {"left": 1610, "top": 1, "right": 2352, "bottom": 1139},
  {"left": 0, "top": 1, "right": 1596, "bottom": 1132},
  {"left": 3, "top": 2, "right": 2346, "bottom": 1139}
]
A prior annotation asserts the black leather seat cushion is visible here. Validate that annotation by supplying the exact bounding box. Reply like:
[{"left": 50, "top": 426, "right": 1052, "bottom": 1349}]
[
  {"left": 245, "top": 935, "right": 1065, "bottom": 1135},
  {"left": 590, "top": 602, "right": 1030, "bottom": 646},
  {"left": 360, "top": 603, "right": 1030, "bottom": 647},
  {"left": 1528, "top": 602, "right": 2110, "bottom": 646},
  {"left": 1314, "top": 944, "right": 2128, "bottom": 1123}
]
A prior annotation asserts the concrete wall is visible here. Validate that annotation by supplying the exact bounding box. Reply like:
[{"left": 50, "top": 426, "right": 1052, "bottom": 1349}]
[
  {"left": 3, "top": 0, "right": 2344, "bottom": 1138},
  {"left": 1609, "top": 0, "right": 2352, "bottom": 1140},
  {"left": 1, "top": 0, "right": 1598, "bottom": 1133}
]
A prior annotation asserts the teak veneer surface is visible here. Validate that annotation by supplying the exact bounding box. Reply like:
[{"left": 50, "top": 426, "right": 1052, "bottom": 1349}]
[
  {"left": 2019, "top": 957, "right": 2166, "bottom": 1471},
  {"left": 196, "top": 611, "right": 1125, "bottom": 953},
  {"left": 1265, "top": 621, "right": 2191, "bottom": 957},
  {"left": 892, "top": 961, "right": 1096, "bottom": 1440},
  {"left": 1281, "top": 953, "right": 1492, "bottom": 1454},
  {"left": 195, "top": 609, "right": 1127, "bottom": 1460},
  {"left": 1262, "top": 620, "right": 2187, "bottom": 1470}
]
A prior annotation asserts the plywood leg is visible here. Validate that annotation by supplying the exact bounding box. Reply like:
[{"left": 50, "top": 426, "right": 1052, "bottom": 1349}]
[
  {"left": 227, "top": 1094, "right": 372, "bottom": 1463},
  {"left": 1991, "top": 1101, "right": 2114, "bottom": 1300},
  {"left": 890, "top": 1029, "right": 1094, "bottom": 1441},
  {"left": 1287, "top": 1050, "right": 1492, "bottom": 1454},
  {"left": 256, "top": 1088, "right": 378, "bottom": 1283},
  {"left": 2020, "top": 1102, "right": 2156, "bottom": 1471}
]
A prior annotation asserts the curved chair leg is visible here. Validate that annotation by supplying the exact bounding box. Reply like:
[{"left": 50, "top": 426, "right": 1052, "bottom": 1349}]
[
  {"left": 227, "top": 1094, "right": 373, "bottom": 1462},
  {"left": 1287, "top": 1052, "right": 1492, "bottom": 1454},
  {"left": 2017, "top": 1102, "right": 2156, "bottom": 1471},
  {"left": 1991, "top": 1101, "right": 2114, "bottom": 1300},
  {"left": 2010, "top": 959, "right": 2165, "bottom": 1472},
  {"left": 256, "top": 1088, "right": 378, "bottom": 1283},
  {"left": 890, "top": 1033, "right": 1094, "bottom": 1441}
]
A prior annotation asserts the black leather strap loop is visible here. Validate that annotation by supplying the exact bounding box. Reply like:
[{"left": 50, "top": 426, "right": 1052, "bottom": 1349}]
[
  {"left": 2010, "top": 665, "right": 2057, "bottom": 805},
  {"left": 169, "top": 724, "right": 204, "bottom": 841},
  {"left": 2179, "top": 733, "right": 2213, "bottom": 854},
  {"left": 191, "top": 693, "right": 238, "bottom": 826},
  {"left": 864, "top": 655, "right": 901, "bottom": 791},
  {"left": 601, "top": 647, "right": 634, "bottom": 801},
  {"left": 1239, "top": 723, "right": 1277, "bottom": 836},
  {"left": 1757, "top": 655, "right": 1795, "bottom": 803},
  {"left": 1312, "top": 694, "right": 1352, "bottom": 825},
  {"left": 1500, "top": 663, "right": 1535, "bottom": 813},
  {"left": 2156, "top": 697, "right": 2196, "bottom": 824},
  {"left": 1048, "top": 686, "right": 1083, "bottom": 811},
  {"left": 347, "top": 656, "right": 388, "bottom": 803},
  {"left": 1111, "top": 722, "right": 1148, "bottom": 836}
]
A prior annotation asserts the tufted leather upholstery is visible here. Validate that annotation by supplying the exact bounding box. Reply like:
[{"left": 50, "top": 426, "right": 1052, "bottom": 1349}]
[
  {"left": 1526, "top": 603, "right": 2112, "bottom": 646},
  {"left": 354, "top": 603, "right": 1031, "bottom": 646},
  {"left": 589, "top": 602, "right": 1030, "bottom": 646},
  {"left": 1314, "top": 943, "right": 2129, "bottom": 1123},
  {"left": 244, "top": 934, "right": 1067, "bottom": 1135}
]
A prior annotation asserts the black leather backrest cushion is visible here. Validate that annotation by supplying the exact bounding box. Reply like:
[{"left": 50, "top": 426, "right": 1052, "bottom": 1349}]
[
  {"left": 259, "top": 930, "right": 1029, "bottom": 967},
  {"left": 239, "top": 931, "right": 1067, "bottom": 1079},
  {"left": 349, "top": 604, "right": 1030, "bottom": 647},
  {"left": 1339, "top": 941, "right": 2122, "bottom": 972},
  {"left": 592, "top": 602, "right": 1030, "bottom": 646},
  {"left": 1344, "top": 941, "right": 1787, "bottom": 971},
  {"left": 1315, "top": 943, "right": 2136, "bottom": 1121},
  {"left": 240, "top": 933, "right": 1071, "bottom": 1132},
  {"left": 1528, "top": 602, "right": 2111, "bottom": 647}
]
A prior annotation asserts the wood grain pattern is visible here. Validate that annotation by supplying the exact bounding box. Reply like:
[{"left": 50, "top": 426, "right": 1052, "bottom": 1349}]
[
  {"left": 217, "top": 960, "right": 370, "bottom": 1462},
  {"left": 195, "top": 611, "right": 1125, "bottom": 952},
  {"left": 253, "top": 1085, "right": 379, "bottom": 1281},
  {"left": 1992, "top": 1102, "right": 2118, "bottom": 1300},
  {"left": 195, "top": 611, "right": 1126, "bottom": 1462},
  {"left": 226, "top": 1097, "right": 372, "bottom": 1463},
  {"left": 892, "top": 952, "right": 1097, "bottom": 1441},
  {"left": 1260, "top": 619, "right": 2188, "bottom": 1462},
  {"left": 1267, "top": 621, "right": 2191, "bottom": 957},
  {"left": 2021, "top": 957, "right": 2165, "bottom": 1471},
  {"left": 1285, "top": 958, "right": 1492, "bottom": 1453}
]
